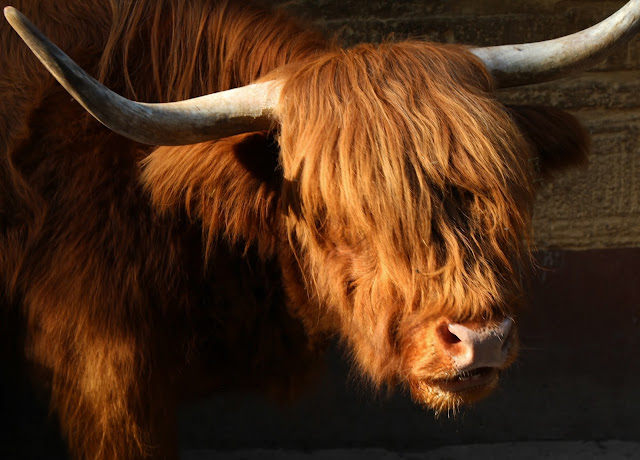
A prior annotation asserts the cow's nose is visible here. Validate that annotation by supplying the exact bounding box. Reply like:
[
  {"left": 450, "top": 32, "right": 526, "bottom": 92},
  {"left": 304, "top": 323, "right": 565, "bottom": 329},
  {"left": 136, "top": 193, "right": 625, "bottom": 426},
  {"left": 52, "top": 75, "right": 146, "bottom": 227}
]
[{"left": 436, "top": 318, "right": 514, "bottom": 371}]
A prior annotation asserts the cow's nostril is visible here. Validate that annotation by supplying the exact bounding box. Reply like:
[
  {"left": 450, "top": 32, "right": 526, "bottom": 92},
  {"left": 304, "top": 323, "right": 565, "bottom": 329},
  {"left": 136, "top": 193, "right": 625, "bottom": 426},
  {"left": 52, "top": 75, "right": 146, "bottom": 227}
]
[{"left": 437, "top": 322, "right": 461, "bottom": 345}]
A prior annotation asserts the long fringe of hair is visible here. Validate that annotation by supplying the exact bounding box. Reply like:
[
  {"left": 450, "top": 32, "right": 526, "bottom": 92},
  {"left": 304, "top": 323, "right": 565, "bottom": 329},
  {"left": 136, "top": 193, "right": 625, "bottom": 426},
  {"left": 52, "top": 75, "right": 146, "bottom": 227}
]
[{"left": 273, "top": 42, "right": 536, "bottom": 384}]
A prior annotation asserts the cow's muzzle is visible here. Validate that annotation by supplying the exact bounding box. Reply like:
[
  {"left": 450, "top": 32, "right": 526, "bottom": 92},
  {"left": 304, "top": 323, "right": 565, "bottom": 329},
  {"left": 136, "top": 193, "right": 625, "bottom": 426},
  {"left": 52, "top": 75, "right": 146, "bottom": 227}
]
[{"left": 432, "top": 317, "right": 515, "bottom": 393}]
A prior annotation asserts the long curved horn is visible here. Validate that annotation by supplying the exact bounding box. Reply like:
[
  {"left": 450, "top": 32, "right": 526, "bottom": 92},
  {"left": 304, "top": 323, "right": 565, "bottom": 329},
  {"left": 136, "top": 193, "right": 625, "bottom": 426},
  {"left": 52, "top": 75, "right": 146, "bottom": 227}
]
[
  {"left": 471, "top": 0, "right": 640, "bottom": 88},
  {"left": 3, "top": 6, "right": 281, "bottom": 146}
]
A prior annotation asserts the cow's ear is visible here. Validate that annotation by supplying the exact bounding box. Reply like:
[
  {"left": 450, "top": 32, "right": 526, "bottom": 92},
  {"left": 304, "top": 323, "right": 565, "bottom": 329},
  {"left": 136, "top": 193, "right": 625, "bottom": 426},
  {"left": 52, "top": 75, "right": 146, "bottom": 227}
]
[
  {"left": 140, "top": 131, "right": 283, "bottom": 256},
  {"left": 508, "top": 105, "right": 590, "bottom": 178}
]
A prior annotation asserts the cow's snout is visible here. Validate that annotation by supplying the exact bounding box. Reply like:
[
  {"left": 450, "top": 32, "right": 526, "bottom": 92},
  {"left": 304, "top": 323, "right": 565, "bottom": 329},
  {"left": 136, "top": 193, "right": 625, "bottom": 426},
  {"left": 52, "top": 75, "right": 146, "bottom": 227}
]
[{"left": 437, "top": 318, "right": 514, "bottom": 371}]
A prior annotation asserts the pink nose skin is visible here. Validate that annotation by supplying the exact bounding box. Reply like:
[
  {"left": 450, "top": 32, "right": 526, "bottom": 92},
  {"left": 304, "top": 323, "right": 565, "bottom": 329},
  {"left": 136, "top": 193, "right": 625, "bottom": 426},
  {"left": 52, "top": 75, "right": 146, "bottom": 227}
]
[{"left": 443, "top": 318, "right": 514, "bottom": 372}]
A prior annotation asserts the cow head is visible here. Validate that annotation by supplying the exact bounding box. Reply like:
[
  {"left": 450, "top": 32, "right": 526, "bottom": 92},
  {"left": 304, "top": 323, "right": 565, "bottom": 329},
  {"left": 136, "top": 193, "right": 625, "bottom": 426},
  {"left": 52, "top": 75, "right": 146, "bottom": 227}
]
[
  {"left": 274, "top": 42, "right": 587, "bottom": 412},
  {"left": 4, "top": 2, "right": 633, "bottom": 412}
]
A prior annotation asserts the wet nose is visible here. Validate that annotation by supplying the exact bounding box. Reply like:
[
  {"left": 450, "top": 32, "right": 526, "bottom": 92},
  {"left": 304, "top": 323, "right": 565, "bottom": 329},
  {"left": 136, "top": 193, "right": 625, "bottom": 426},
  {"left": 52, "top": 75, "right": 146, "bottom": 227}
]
[{"left": 437, "top": 318, "right": 514, "bottom": 371}]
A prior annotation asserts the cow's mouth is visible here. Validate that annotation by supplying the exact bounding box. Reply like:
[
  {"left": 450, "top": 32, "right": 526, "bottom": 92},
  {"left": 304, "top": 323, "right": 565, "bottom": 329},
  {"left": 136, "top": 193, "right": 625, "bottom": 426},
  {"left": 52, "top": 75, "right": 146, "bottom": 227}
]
[{"left": 430, "top": 367, "right": 499, "bottom": 393}]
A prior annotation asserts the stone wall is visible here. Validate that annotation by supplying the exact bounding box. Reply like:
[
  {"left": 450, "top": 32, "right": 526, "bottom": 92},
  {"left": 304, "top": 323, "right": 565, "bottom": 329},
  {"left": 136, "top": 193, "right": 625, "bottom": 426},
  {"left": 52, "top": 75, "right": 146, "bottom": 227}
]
[{"left": 266, "top": 0, "right": 640, "bottom": 249}]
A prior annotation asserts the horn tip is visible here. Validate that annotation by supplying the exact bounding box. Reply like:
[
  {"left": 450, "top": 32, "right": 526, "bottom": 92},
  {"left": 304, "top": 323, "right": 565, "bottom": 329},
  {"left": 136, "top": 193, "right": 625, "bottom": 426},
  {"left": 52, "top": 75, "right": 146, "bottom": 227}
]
[{"left": 4, "top": 6, "right": 21, "bottom": 25}]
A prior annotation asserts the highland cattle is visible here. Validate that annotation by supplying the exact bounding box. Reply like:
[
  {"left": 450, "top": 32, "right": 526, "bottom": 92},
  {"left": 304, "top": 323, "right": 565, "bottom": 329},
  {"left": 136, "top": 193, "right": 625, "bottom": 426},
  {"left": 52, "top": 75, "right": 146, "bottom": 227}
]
[{"left": 2, "top": 0, "right": 637, "bottom": 458}]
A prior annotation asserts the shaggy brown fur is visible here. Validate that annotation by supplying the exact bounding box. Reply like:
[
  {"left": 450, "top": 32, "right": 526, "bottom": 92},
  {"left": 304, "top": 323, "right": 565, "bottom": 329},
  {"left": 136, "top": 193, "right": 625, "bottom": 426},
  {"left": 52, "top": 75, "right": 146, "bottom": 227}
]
[{"left": 1, "top": 0, "right": 589, "bottom": 458}]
